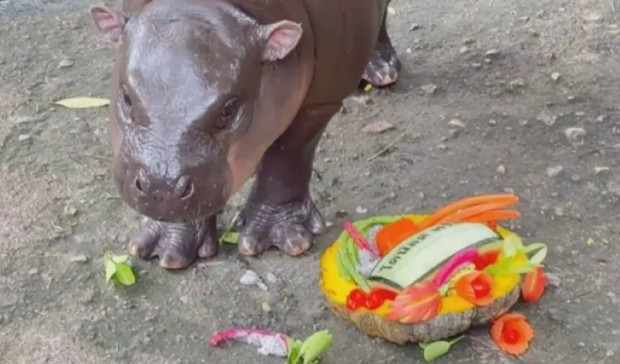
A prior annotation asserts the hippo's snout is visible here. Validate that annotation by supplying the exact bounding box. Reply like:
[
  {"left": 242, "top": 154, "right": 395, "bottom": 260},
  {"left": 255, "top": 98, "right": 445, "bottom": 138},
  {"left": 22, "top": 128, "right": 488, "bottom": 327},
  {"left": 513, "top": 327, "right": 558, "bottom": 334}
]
[
  {"left": 116, "top": 161, "right": 230, "bottom": 222},
  {"left": 132, "top": 170, "right": 195, "bottom": 202}
]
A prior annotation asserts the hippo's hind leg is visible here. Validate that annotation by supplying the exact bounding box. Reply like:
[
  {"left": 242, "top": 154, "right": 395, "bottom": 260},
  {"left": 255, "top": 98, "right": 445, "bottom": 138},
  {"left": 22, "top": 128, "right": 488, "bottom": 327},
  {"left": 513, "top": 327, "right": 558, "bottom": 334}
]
[
  {"left": 236, "top": 105, "right": 340, "bottom": 256},
  {"left": 361, "top": 6, "right": 401, "bottom": 87},
  {"left": 128, "top": 215, "right": 218, "bottom": 269}
]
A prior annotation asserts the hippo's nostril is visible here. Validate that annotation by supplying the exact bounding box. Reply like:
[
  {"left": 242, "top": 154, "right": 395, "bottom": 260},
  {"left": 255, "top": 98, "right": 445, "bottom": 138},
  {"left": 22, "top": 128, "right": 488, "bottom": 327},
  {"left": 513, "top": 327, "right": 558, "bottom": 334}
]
[
  {"left": 134, "top": 178, "right": 144, "bottom": 193},
  {"left": 175, "top": 176, "right": 194, "bottom": 200}
]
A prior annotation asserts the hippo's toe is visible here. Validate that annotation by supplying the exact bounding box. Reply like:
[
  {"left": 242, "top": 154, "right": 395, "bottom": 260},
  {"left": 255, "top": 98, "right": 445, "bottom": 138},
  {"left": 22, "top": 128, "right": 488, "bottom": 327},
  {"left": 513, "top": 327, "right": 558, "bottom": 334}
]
[
  {"left": 237, "top": 197, "right": 326, "bottom": 257},
  {"left": 127, "top": 215, "right": 218, "bottom": 269}
]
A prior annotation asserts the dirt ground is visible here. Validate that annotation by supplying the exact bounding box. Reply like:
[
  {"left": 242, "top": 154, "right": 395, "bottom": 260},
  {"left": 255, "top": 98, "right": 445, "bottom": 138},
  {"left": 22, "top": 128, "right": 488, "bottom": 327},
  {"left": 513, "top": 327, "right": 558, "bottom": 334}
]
[{"left": 1, "top": 0, "right": 620, "bottom": 363}]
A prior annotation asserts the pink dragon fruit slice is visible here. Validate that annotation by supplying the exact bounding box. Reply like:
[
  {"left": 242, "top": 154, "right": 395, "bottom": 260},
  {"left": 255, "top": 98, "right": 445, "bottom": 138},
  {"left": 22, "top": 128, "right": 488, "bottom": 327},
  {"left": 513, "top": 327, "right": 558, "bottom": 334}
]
[
  {"left": 432, "top": 248, "right": 479, "bottom": 287},
  {"left": 208, "top": 328, "right": 289, "bottom": 357},
  {"left": 343, "top": 221, "right": 378, "bottom": 257}
]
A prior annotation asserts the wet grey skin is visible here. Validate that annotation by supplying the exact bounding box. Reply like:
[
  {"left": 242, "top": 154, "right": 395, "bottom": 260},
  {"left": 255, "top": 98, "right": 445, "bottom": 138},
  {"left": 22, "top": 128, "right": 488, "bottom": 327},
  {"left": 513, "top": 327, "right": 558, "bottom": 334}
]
[{"left": 89, "top": 0, "right": 400, "bottom": 269}]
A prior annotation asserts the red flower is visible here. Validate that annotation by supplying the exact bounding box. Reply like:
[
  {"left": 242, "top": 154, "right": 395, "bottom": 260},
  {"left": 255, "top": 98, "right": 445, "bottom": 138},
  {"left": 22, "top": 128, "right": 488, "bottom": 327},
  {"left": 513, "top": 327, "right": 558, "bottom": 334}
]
[
  {"left": 491, "top": 313, "right": 535, "bottom": 356},
  {"left": 385, "top": 281, "right": 441, "bottom": 324},
  {"left": 521, "top": 267, "right": 547, "bottom": 303},
  {"left": 454, "top": 271, "right": 495, "bottom": 306}
]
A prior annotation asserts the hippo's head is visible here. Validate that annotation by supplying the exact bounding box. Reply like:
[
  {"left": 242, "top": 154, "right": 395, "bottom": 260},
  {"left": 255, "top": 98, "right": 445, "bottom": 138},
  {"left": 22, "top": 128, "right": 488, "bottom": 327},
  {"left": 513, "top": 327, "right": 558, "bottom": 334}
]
[{"left": 89, "top": 0, "right": 302, "bottom": 222}]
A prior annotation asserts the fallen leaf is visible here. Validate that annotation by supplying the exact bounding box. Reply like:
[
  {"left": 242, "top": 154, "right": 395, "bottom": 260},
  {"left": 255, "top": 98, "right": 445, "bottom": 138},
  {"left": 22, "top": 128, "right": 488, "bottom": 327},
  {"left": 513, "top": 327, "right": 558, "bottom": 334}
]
[
  {"left": 54, "top": 97, "right": 110, "bottom": 109},
  {"left": 587, "top": 238, "right": 595, "bottom": 246},
  {"left": 362, "top": 120, "right": 394, "bottom": 134}
]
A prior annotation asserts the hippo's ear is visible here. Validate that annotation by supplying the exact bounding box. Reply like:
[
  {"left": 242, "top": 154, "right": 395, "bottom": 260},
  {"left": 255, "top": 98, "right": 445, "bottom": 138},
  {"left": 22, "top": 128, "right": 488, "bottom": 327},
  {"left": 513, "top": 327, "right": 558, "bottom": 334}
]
[
  {"left": 89, "top": 5, "right": 128, "bottom": 43},
  {"left": 259, "top": 20, "right": 303, "bottom": 62}
]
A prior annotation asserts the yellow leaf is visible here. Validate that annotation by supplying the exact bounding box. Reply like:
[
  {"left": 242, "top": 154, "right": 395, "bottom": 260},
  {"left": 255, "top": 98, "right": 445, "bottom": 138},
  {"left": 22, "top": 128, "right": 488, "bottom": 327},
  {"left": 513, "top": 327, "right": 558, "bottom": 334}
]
[{"left": 53, "top": 97, "right": 110, "bottom": 109}]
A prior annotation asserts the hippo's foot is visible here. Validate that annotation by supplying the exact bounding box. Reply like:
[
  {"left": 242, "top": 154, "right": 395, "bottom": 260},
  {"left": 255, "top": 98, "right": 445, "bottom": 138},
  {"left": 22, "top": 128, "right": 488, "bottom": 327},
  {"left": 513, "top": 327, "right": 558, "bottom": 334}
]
[
  {"left": 362, "top": 41, "right": 401, "bottom": 87},
  {"left": 236, "top": 197, "right": 326, "bottom": 256},
  {"left": 128, "top": 215, "right": 218, "bottom": 269},
  {"left": 361, "top": 10, "right": 401, "bottom": 87}
]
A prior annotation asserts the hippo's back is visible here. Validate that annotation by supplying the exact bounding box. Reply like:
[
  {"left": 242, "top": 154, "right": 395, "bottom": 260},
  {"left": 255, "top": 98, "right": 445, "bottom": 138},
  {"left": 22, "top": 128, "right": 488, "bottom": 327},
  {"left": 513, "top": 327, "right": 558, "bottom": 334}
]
[{"left": 301, "top": 0, "right": 389, "bottom": 105}]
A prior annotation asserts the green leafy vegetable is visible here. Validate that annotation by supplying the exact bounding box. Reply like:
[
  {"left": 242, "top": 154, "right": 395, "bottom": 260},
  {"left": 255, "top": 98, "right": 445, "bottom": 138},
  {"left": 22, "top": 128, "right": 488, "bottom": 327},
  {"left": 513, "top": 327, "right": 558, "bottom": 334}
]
[
  {"left": 502, "top": 235, "right": 521, "bottom": 258},
  {"left": 295, "top": 330, "right": 333, "bottom": 364},
  {"left": 287, "top": 339, "right": 303, "bottom": 364},
  {"left": 420, "top": 336, "right": 464, "bottom": 361},
  {"left": 104, "top": 252, "right": 136, "bottom": 286},
  {"left": 220, "top": 231, "right": 240, "bottom": 245},
  {"left": 528, "top": 245, "right": 547, "bottom": 265}
]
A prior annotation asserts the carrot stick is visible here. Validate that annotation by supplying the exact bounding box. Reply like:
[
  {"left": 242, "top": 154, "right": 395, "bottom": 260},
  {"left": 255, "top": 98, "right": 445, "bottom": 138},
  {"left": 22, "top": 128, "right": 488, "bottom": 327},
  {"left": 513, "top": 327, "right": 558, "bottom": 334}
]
[
  {"left": 434, "top": 200, "right": 519, "bottom": 225},
  {"left": 463, "top": 210, "right": 521, "bottom": 223},
  {"left": 415, "top": 194, "right": 518, "bottom": 231}
]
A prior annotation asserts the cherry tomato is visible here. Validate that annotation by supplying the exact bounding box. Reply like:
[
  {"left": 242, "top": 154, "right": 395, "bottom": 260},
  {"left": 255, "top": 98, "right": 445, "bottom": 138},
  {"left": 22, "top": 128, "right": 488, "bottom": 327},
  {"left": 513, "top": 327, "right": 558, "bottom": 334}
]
[
  {"left": 472, "top": 276, "right": 491, "bottom": 298},
  {"left": 503, "top": 328, "right": 520, "bottom": 344},
  {"left": 346, "top": 289, "right": 366, "bottom": 311},
  {"left": 365, "top": 291, "right": 385, "bottom": 310},
  {"left": 365, "top": 288, "right": 398, "bottom": 310}
]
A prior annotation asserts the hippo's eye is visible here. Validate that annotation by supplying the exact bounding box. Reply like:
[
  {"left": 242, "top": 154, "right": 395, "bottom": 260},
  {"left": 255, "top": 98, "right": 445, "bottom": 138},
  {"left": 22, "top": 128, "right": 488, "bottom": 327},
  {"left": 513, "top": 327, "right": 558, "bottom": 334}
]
[
  {"left": 216, "top": 97, "right": 240, "bottom": 129},
  {"left": 121, "top": 85, "right": 132, "bottom": 108}
]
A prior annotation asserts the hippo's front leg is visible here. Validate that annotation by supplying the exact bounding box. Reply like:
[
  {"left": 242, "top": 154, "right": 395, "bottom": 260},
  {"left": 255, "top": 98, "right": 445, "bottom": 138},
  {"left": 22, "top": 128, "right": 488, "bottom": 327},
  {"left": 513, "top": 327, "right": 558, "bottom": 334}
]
[
  {"left": 237, "top": 104, "right": 341, "bottom": 256},
  {"left": 128, "top": 215, "right": 218, "bottom": 269}
]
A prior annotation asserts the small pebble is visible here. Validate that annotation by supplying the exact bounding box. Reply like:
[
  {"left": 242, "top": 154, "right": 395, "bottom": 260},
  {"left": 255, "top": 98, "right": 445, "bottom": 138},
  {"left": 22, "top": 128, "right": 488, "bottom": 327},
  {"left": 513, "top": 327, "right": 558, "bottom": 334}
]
[
  {"left": 462, "top": 37, "right": 476, "bottom": 45},
  {"left": 58, "top": 59, "right": 74, "bottom": 69},
  {"left": 179, "top": 295, "right": 189, "bottom": 304},
  {"left": 448, "top": 118, "right": 466, "bottom": 128},
  {"left": 488, "top": 119, "right": 497, "bottom": 125},
  {"left": 554, "top": 207, "right": 564, "bottom": 216},
  {"left": 421, "top": 83, "right": 437, "bottom": 95},
  {"left": 607, "top": 291, "right": 616, "bottom": 298},
  {"left": 546, "top": 166, "right": 564, "bottom": 178},
  {"left": 18, "top": 134, "right": 31, "bottom": 142},
  {"left": 356, "top": 206, "right": 368, "bottom": 214},
  {"left": 551, "top": 72, "right": 561, "bottom": 81},
  {"left": 582, "top": 10, "right": 603, "bottom": 22},
  {"left": 564, "top": 127, "right": 586, "bottom": 142},
  {"left": 496, "top": 165, "right": 506, "bottom": 175},
  {"left": 29, "top": 268, "right": 39, "bottom": 276},
  {"left": 485, "top": 49, "right": 500, "bottom": 57},
  {"left": 266, "top": 273, "right": 278, "bottom": 284},
  {"left": 459, "top": 46, "right": 469, "bottom": 54},
  {"left": 537, "top": 111, "right": 557, "bottom": 126},
  {"left": 409, "top": 24, "right": 421, "bottom": 31},
  {"left": 594, "top": 166, "right": 610, "bottom": 174},
  {"left": 570, "top": 174, "right": 581, "bottom": 182},
  {"left": 240, "top": 270, "right": 268, "bottom": 291},
  {"left": 362, "top": 120, "right": 394, "bottom": 134},
  {"left": 596, "top": 115, "right": 606, "bottom": 123},
  {"left": 607, "top": 350, "right": 615, "bottom": 357},
  {"left": 64, "top": 205, "right": 78, "bottom": 216},
  {"left": 387, "top": 6, "right": 396, "bottom": 15},
  {"left": 437, "top": 144, "right": 447, "bottom": 151},
  {"left": 261, "top": 302, "right": 271, "bottom": 312},
  {"left": 69, "top": 255, "right": 89, "bottom": 263},
  {"left": 508, "top": 78, "right": 525, "bottom": 89},
  {"left": 546, "top": 272, "right": 561, "bottom": 287}
]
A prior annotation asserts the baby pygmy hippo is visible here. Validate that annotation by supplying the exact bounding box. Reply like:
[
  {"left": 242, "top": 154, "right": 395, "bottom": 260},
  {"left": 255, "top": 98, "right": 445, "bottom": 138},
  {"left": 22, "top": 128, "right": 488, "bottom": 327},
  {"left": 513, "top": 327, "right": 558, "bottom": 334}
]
[{"left": 89, "top": 0, "right": 401, "bottom": 269}]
